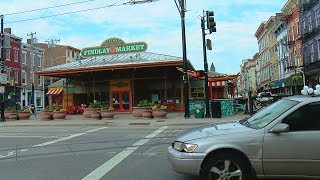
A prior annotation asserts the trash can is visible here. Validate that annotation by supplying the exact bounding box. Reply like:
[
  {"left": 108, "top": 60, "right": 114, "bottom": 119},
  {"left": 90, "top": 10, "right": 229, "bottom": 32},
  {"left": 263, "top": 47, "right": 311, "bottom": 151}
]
[
  {"left": 211, "top": 101, "right": 221, "bottom": 118},
  {"left": 194, "top": 107, "right": 204, "bottom": 118}
]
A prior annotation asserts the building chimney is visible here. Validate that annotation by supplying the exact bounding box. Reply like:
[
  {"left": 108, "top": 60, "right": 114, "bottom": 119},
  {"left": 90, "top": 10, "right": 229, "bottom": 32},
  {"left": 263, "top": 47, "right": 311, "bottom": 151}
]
[{"left": 4, "top": 28, "right": 11, "bottom": 34}]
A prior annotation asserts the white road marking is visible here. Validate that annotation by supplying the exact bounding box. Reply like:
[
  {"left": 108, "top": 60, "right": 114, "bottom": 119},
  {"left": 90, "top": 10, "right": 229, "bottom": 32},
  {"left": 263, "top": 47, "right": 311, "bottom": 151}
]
[
  {"left": 33, "top": 127, "right": 107, "bottom": 147},
  {"left": 82, "top": 126, "right": 168, "bottom": 180},
  {"left": 0, "top": 127, "right": 107, "bottom": 159}
]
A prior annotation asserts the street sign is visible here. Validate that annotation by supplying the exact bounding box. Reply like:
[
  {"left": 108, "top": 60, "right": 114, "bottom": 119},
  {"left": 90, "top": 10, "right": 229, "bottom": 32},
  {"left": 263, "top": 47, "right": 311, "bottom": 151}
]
[
  {"left": 0, "top": 73, "right": 7, "bottom": 84},
  {"left": 0, "top": 86, "right": 4, "bottom": 94}
]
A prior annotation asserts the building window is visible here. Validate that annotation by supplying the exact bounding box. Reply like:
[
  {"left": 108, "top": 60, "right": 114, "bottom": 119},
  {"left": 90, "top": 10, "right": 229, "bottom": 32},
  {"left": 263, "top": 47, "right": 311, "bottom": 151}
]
[
  {"left": 72, "top": 51, "right": 75, "bottom": 58},
  {"left": 311, "top": 42, "right": 314, "bottom": 62},
  {"left": 316, "top": 8, "right": 320, "bottom": 27},
  {"left": 22, "top": 52, "right": 26, "bottom": 64},
  {"left": 6, "top": 70, "right": 10, "bottom": 82},
  {"left": 67, "top": 49, "right": 70, "bottom": 57},
  {"left": 317, "top": 39, "right": 320, "bottom": 60},
  {"left": 22, "top": 70, "right": 26, "bottom": 84},
  {"left": 38, "top": 56, "right": 42, "bottom": 67},
  {"left": 303, "top": 19, "right": 306, "bottom": 33},
  {"left": 14, "top": 49, "right": 18, "bottom": 62},
  {"left": 38, "top": 75, "right": 42, "bottom": 86},
  {"left": 14, "top": 70, "right": 18, "bottom": 83},
  {"left": 36, "top": 97, "right": 42, "bottom": 107},
  {"left": 5, "top": 48, "right": 10, "bottom": 60},
  {"left": 308, "top": 15, "right": 312, "bottom": 31}
]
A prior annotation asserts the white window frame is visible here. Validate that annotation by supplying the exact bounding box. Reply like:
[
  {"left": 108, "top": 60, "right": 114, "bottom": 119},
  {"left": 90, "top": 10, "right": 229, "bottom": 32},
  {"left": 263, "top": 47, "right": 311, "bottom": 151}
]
[
  {"left": 6, "top": 70, "right": 10, "bottom": 82},
  {"left": 308, "top": 15, "right": 312, "bottom": 31},
  {"left": 37, "top": 56, "right": 42, "bottom": 67},
  {"left": 5, "top": 48, "right": 10, "bottom": 61},
  {"left": 22, "top": 70, "right": 27, "bottom": 85},
  {"left": 14, "top": 70, "right": 18, "bottom": 83},
  {"left": 310, "top": 42, "right": 314, "bottom": 62},
  {"left": 22, "top": 52, "right": 27, "bottom": 64},
  {"left": 37, "top": 75, "right": 42, "bottom": 86},
  {"left": 14, "top": 49, "right": 18, "bottom": 62}
]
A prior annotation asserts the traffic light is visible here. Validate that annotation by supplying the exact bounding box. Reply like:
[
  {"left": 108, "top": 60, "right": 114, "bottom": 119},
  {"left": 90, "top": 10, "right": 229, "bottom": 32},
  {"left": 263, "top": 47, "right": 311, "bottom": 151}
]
[
  {"left": 206, "top": 11, "right": 216, "bottom": 34},
  {"left": 195, "top": 70, "right": 205, "bottom": 77}
]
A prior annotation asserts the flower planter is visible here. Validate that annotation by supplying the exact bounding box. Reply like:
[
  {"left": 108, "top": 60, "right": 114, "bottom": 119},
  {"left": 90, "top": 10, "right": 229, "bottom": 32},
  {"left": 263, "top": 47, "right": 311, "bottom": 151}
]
[
  {"left": 40, "top": 110, "right": 53, "bottom": 120},
  {"left": 132, "top": 107, "right": 152, "bottom": 118},
  {"left": 82, "top": 108, "right": 92, "bottom": 118},
  {"left": 18, "top": 112, "right": 31, "bottom": 120},
  {"left": 4, "top": 111, "right": 16, "bottom": 119},
  {"left": 152, "top": 109, "right": 167, "bottom": 118},
  {"left": 142, "top": 110, "right": 153, "bottom": 119},
  {"left": 90, "top": 108, "right": 101, "bottom": 119},
  {"left": 101, "top": 109, "right": 114, "bottom": 119},
  {"left": 53, "top": 111, "right": 67, "bottom": 119},
  {"left": 8, "top": 113, "right": 19, "bottom": 120}
]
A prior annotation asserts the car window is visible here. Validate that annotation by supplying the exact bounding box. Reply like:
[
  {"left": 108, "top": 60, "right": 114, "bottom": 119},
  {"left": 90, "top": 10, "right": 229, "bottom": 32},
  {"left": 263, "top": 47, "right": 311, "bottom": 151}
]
[
  {"left": 282, "top": 102, "right": 320, "bottom": 131},
  {"left": 246, "top": 99, "right": 299, "bottom": 129}
]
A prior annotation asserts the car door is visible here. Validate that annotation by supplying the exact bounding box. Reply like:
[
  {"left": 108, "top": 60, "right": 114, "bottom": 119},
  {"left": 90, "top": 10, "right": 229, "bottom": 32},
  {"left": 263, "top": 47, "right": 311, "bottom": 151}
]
[{"left": 263, "top": 102, "right": 320, "bottom": 177}]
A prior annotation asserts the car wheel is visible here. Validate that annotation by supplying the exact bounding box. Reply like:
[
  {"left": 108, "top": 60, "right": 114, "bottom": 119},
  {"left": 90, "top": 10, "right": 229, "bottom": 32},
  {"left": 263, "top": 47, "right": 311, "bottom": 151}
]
[{"left": 201, "top": 153, "right": 254, "bottom": 180}]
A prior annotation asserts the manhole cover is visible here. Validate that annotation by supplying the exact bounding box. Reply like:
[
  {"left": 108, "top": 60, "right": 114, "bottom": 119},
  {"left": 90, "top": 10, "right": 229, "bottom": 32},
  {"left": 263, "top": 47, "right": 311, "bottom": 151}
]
[{"left": 129, "top": 123, "right": 150, "bottom": 125}]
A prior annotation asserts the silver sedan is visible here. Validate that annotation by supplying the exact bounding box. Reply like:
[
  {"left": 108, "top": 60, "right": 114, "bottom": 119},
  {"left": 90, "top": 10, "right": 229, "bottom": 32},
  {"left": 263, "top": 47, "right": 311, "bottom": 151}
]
[{"left": 167, "top": 95, "right": 320, "bottom": 180}]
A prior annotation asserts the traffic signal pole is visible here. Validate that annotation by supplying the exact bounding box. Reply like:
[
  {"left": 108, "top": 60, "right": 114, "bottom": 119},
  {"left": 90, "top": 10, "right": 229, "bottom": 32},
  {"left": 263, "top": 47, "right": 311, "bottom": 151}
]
[
  {"left": 0, "top": 15, "right": 5, "bottom": 122},
  {"left": 201, "top": 16, "right": 210, "bottom": 118}
]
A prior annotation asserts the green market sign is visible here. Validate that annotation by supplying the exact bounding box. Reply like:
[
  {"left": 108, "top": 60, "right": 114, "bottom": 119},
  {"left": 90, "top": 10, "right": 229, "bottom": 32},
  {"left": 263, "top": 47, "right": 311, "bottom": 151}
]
[{"left": 81, "top": 38, "right": 148, "bottom": 58}]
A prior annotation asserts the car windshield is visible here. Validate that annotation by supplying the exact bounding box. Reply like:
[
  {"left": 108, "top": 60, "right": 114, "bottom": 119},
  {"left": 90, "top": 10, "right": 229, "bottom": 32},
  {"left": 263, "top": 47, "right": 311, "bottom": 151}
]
[{"left": 245, "top": 99, "right": 299, "bottom": 129}]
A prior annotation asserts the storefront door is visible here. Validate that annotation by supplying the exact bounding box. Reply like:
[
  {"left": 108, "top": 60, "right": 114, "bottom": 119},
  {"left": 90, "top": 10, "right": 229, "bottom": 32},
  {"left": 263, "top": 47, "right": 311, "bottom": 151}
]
[{"left": 112, "top": 91, "right": 130, "bottom": 112}]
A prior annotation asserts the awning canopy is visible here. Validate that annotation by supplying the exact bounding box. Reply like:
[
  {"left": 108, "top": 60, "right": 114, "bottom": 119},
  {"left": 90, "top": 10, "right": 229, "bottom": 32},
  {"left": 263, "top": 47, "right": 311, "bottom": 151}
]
[
  {"left": 209, "top": 81, "right": 225, "bottom": 87},
  {"left": 273, "top": 78, "right": 287, "bottom": 88},
  {"left": 46, "top": 87, "right": 63, "bottom": 96}
]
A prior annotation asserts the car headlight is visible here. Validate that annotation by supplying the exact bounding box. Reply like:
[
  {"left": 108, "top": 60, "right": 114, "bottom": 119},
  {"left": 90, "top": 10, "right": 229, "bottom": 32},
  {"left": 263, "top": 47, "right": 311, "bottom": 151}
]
[{"left": 172, "top": 141, "right": 198, "bottom": 153}]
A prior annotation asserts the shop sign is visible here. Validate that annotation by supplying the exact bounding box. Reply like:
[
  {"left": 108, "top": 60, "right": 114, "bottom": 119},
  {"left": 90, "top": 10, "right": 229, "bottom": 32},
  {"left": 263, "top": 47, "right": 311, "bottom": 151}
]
[{"left": 81, "top": 38, "right": 148, "bottom": 58}]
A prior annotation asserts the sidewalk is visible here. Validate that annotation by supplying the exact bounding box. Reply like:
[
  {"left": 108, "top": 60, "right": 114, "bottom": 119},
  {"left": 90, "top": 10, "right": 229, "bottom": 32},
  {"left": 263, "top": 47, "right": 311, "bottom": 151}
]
[{"left": 0, "top": 111, "right": 250, "bottom": 127}]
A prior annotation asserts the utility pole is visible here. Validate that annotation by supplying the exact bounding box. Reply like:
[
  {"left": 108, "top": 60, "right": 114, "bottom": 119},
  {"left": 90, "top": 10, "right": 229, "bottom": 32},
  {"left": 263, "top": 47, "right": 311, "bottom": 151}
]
[
  {"left": 27, "top": 32, "right": 36, "bottom": 117},
  {"left": 44, "top": 39, "right": 60, "bottom": 85},
  {"left": 201, "top": 14, "right": 210, "bottom": 118},
  {"left": 0, "top": 15, "right": 5, "bottom": 122},
  {"left": 175, "top": 0, "right": 190, "bottom": 118}
]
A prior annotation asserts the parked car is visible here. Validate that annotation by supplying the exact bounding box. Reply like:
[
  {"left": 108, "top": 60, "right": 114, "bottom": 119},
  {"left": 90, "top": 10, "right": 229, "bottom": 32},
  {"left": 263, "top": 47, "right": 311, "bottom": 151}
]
[
  {"left": 256, "top": 92, "right": 273, "bottom": 105},
  {"left": 167, "top": 95, "right": 320, "bottom": 180}
]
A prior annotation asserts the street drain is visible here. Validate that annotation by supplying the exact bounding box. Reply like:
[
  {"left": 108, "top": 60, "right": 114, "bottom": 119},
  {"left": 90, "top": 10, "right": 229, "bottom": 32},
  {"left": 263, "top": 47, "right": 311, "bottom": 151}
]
[{"left": 129, "top": 123, "right": 150, "bottom": 125}]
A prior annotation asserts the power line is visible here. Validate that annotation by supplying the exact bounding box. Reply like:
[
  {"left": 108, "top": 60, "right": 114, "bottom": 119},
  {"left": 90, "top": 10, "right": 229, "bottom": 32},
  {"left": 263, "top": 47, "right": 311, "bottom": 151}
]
[
  {"left": 5, "top": 0, "right": 128, "bottom": 24},
  {"left": 4, "top": 0, "right": 96, "bottom": 16}
]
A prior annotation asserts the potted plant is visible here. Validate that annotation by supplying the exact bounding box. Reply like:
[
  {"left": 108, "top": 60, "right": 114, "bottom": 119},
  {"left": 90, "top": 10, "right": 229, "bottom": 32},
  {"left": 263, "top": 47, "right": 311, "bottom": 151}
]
[
  {"left": 101, "top": 106, "right": 115, "bottom": 119},
  {"left": 4, "top": 106, "right": 18, "bottom": 120},
  {"left": 152, "top": 105, "right": 168, "bottom": 118},
  {"left": 53, "top": 108, "right": 67, "bottom": 119},
  {"left": 89, "top": 101, "right": 102, "bottom": 119},
  {"left": 18, "top": 107, "right": 31, "bottom": 120},
  {"left": 132, "top": 99, "right": 154, "bottom": 118},
  {"left": 40, "top": 105, "right": 54, "bottom": 120}
]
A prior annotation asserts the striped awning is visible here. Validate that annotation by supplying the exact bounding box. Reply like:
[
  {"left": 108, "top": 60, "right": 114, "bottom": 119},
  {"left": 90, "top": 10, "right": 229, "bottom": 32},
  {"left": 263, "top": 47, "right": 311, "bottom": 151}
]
[
  {"left": 46, "top": 87, "right": 63, "bottom": 96},
  {"left": 209, "top": 81, "right": 225, "bottom": 87}
]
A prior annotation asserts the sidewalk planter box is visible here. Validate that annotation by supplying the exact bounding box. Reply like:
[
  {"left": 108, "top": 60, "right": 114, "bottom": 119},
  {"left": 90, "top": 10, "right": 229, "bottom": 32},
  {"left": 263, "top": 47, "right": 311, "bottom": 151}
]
[
  {"left": 18, "top": 112, "right": 31, "bottom": 120},
  {"left": 53, "top": 111, "right": 67, "bottom": 119},
  {"left": 8, "top": 113, "right": 19, "bottom": 120},
  {"left": 90, "top": 108, "right": 101, "bottom": 119},
  {"left": 82, "top": 108, "right": 92, "bottom": 118},
  {"left": 152, "top": 109, "right": 167, "bottom": 118},
  {"left": 40, "top": 110, "right": 53, "bottom": 120},
  {"left": 141, "top": 110, "right": 153, "bottom": 119},
  {"left": 132, "top": 107, "right": 151, "bottom": 118},
  {"left": 100, "top": 109, "right": 114, "bottom": 119}
]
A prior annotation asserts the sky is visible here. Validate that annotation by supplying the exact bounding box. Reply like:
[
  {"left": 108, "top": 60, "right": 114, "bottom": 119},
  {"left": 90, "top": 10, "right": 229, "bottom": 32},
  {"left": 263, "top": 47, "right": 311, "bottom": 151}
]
[{"left": 1, "top": 0, "right": 288, "bottom": 74}]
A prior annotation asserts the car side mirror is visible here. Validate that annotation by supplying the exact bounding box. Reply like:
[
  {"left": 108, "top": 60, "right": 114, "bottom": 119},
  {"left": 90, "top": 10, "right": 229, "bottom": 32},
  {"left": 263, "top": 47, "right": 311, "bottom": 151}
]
[{"left": 269, "top": 123, "right": 289, "bottom": 134}]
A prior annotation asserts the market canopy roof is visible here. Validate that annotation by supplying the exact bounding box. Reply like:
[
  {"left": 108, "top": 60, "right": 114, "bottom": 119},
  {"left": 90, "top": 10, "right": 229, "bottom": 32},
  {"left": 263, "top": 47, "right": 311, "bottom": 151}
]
[{"left": 37, "top": 52, "right": 195, "bottom": 78}]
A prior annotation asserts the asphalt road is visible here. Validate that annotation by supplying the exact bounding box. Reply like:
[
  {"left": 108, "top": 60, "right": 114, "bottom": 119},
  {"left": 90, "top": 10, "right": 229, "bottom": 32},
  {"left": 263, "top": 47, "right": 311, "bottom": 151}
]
[{"left": 0, "top": 125, "right": 200, "bottom": 180}]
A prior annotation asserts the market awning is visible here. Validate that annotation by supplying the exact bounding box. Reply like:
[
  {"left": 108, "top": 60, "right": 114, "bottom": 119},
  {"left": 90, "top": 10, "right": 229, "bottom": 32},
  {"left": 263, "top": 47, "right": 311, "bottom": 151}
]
[
  {"left": 284, "top": 73, "right": 303, "bottom": 86},
  {"left": 273, "top": 78, "right": 287, "bottom": 88},
  {"left": 46, "top": 87, "right": 63, "bottom": 96},
  {"left": 209, "top": 81, "right": 225, "bottom": 87}
]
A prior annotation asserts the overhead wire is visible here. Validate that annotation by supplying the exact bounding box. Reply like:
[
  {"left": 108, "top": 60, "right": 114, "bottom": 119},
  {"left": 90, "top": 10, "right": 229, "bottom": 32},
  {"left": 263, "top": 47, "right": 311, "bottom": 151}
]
[
  {"left": 3, "top": 0, "right": 97, "bottom": 16},
  {"left": 4, "top": 0, "right": 132, "bottom": 24}
]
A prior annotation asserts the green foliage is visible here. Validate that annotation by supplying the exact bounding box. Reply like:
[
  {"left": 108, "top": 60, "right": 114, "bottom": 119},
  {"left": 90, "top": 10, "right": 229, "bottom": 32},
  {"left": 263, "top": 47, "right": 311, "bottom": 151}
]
[
  {"left": 5, "top": 106, "right": 16, "bottom": 112},
  {"left": 137, "top": 99, "right": 154, "bottom": 107},
  {"left": 89, "top": 101, "right": 102, "bottom": 108}
]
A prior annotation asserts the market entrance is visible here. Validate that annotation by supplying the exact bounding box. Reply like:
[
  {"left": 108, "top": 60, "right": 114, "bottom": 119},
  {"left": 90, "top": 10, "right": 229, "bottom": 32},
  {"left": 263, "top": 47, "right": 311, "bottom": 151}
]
[{"left": 111, "top": 91, "right": 130, "bottom": 112}]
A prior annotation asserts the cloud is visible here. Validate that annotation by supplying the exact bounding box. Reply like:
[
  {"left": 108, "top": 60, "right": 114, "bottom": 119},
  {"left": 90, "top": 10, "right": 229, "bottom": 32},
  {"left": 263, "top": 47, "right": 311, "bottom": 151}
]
[{"left": 1, "top": 0, "right": 287, "bottom": 74}]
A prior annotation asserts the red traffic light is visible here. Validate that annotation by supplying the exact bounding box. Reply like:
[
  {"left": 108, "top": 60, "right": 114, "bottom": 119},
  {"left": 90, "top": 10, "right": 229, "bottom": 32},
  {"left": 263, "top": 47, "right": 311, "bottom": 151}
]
[{"left": 195, "top": 70, "right": 205, "bottom": 77}]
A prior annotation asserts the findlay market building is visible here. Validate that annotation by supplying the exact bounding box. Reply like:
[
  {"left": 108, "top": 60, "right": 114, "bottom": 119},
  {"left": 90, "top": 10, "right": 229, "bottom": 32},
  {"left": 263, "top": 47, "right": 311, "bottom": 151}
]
[{"left": 37, "top": 38, "right": 237, "bottom": 114}]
